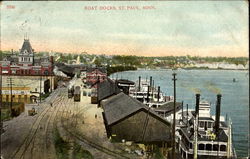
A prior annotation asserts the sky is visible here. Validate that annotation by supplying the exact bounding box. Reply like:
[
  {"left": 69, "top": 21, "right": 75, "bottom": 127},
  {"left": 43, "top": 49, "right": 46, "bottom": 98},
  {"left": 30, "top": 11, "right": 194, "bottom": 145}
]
[{"left": 0, "top": 1, "right": 249, "bottom": 57}]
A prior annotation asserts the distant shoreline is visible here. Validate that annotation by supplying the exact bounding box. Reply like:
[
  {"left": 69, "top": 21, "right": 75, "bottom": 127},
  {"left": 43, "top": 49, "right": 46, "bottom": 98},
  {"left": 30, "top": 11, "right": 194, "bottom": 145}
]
[{"left": 136, "top": 67, "right": 249, "bottom": 71}]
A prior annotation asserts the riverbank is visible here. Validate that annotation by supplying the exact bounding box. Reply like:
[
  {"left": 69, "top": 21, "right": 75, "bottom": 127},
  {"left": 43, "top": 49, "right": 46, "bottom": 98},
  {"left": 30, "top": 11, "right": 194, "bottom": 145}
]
[{"left": 136, "top": 67, "right": 249, "bottom": 71}]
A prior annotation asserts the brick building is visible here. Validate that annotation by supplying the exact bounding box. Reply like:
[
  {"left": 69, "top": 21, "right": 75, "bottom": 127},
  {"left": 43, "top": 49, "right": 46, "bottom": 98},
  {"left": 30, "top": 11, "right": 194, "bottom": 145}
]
[
  {"left": 86, "top": 67, "right": 107, "bottom": 87},
  {"left": 0, "top": 38, "right": 54, "bottom": 76},
  {"left": 0, "top": 38, "right": 55, "bottom": 102}
]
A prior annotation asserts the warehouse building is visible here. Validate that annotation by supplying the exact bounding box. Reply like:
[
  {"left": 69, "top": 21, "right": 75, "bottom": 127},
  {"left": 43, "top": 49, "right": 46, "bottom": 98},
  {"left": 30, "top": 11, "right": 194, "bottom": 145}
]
[{"left": 101, "top": 92, "right": 172, "bottom": 154}]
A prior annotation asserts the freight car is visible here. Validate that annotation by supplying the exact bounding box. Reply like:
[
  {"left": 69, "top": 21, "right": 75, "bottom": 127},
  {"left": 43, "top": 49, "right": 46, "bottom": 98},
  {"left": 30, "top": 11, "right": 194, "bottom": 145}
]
[{"left": 74, "top": 86, "right": 81, "bottom": 102}]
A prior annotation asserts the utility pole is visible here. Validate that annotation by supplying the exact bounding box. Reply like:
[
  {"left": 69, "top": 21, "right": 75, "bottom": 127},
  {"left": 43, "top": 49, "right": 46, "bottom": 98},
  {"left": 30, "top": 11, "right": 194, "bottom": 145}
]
[
  {"left": 40, "top": 75, "right": 42, "bottom": 103},
  {"left": 7, "top": 77, "right": 14, "bottom": 117},
  {"left": 0, "top": 63, "right": 3, "bottom": 134},
  {"left": 172, "top": 72, "right": 177, "bottom": 159},
  {"left": 194, "top": 94, "right": 200, "bottom": 159}
]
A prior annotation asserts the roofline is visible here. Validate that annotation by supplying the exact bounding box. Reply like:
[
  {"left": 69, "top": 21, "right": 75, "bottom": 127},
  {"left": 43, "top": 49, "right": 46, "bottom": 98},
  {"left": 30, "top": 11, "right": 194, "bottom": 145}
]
[{"left": 106, "top": 107, "right": 171, "bottom": 127}]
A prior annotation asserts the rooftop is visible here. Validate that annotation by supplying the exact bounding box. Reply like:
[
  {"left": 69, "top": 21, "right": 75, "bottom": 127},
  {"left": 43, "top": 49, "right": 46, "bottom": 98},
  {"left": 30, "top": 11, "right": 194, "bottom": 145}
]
[
  {"left": 20, "top": 39, "right": 34, "bottom": 55},
  {"left": 101, "top": 92, "right": 171, "bottom": 126},
  {"left": 97, "top": 78, "right": 121, "bottom": 102}
]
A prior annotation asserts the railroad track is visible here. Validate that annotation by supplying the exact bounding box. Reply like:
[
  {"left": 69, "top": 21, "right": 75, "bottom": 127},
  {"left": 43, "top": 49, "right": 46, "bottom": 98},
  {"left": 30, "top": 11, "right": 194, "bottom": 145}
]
[
  {"left": 60, "top": 97, "right": 130, "bottom": 159},
  {"left": 44, "top": 92, "right": 67, "bottom": 148},
  {"left": 43, "top": 91, "right": 67, "bottom": 158},
  {"left": 10, "top": 89, "right": 63, "bottom": 159}
]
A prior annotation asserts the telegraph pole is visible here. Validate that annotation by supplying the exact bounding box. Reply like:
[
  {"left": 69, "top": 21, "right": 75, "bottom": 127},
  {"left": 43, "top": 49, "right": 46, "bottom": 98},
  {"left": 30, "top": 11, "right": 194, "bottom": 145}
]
[
  {"left": 194, "top": 94, "right": 200, "bottom": 159},
  {"left": 0, "top": 62, "right": 3, "bottom": 134},
  {"left": 172, "top": 72, "right": 177, "bottom": 159},
  {"left": 7, "top": 77, "right": 14, "bottom": 116},
  {"left": 40, "top": 75, "right": 42, "bottom": 103}
]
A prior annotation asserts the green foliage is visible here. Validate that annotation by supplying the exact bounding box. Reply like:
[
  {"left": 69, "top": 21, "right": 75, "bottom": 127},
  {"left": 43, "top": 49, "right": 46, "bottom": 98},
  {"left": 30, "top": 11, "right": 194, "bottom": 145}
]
[
  {"left": 41, "top": 92, "right": 51, "bottom": 100},
  {"left": 94, "top": 58, "right": 102, "bottom": 67},
  {"left": 1, "top": 109, "right": 11, "bottom": 121},
  {"left": 112, "top": 55, "right": 141, "bottom": 66},
  {"left": 53, "top": 128, "right": 70, "bottom": 159},
  {"left": 107, "top": 66, "right": 137, "bottom": 76},
  {"left": 73, "top": 142, "right": 93, "bottom": 159},
  {"left": 153, "top": 146, "right": 164, "bottom": 159},
  {"left": 1, "top": 49, "right": 248, "bottom": 69}
]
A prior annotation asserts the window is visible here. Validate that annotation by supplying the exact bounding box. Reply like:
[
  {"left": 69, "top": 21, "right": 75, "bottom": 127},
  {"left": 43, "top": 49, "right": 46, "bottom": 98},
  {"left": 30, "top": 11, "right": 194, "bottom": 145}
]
[
  {"left": 213, "top": 144, "right": 219, "bottom": 151},
  {"left": 208, "top": 122, "right": 212, "bottom": 128},
  {"left": 198, "top": 144, "right": 205, "bottom": 150},
  {"left": 189, "top": 142, "right": 193, "bottom": 149},
  {"left": 206, "top": 144, "right": 212, "bottom": 151},
  {"left": 199, "top": 121, "right": 204, "bottom": 128},
  {"left": 220, "top": 145, "right": 226, "bottom": 151}
]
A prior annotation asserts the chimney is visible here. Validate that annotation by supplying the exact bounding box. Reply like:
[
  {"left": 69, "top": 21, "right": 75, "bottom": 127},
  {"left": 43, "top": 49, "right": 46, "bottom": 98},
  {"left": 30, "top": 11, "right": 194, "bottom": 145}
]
[
  {"left": 195, "top": 94, "right": 200, "bottom": 117},
  {"left": 147, "top": 85, "right": 150, "bottom": 103},
  {"left": 186, "top": 104, "right": 189, "bottom": 126},
  {"left": 150, "top": 76, "right": 152, "bottom": 89},
  {"left": 181, "top": 101, "right": 184, "bottom": 120},
  {"left": 138, "top": 76, "right": 141, "bottom": 91},
  {"left": 157, "top": 86, "right": 160, "bottom": 102},
  {"left": 215, "top": 94, "right": 222, "bottom": 134}
]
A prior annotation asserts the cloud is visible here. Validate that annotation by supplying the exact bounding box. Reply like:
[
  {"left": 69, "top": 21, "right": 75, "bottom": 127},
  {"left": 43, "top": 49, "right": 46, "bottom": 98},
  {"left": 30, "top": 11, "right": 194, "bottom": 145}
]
[{"left": 1, "top": 1, "right": 248, "bottom": 57}]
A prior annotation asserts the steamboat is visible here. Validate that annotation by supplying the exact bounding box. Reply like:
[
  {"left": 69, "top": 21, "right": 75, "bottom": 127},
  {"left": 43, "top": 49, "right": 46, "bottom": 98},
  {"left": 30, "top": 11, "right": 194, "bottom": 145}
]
[{"left": 176, "top": 94, "right": 237, "bottom": 159}]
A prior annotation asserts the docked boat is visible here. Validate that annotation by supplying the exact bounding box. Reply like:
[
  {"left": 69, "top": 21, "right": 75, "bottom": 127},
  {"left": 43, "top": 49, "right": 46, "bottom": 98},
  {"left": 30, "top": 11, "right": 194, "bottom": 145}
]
[
  {"left": 129, "top": 77, "right": 173, "bottom": 107},
  {"left": 176, "top": 94, "right": 237, "bottom": 159}
]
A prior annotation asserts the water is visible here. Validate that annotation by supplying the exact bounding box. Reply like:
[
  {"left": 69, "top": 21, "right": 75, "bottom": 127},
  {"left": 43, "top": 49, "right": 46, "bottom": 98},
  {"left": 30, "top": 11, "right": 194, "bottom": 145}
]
[{"left": 111, "top": 69, "right": 249, "bottom": 157}]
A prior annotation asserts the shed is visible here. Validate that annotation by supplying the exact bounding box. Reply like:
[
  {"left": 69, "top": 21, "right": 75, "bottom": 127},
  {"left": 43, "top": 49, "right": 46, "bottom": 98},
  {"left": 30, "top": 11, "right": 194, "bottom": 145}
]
[{"left": 101, "top": 92, "right": 172, "bottom": 145}]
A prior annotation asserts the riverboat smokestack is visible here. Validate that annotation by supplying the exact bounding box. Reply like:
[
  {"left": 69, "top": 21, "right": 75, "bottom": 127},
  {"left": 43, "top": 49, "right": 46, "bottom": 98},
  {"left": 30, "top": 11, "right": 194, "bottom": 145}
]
[
  {"left": 150, "top": 76, "right": 152, "bottom": 90},
  {"left": 215, "top": 94, "right": 222, "bottom": 134},
  {"left": 186, "top": 104, "right": 189, "bottom": 126},
  {"left": 195, "top": 94, "right": 200, "bottom": 117},
  {"left": 181, "top": 101, "right": 184, "bottom": 120},
  {"left": 157, "top": 86, "right": 160, "bottom": 102},
  {"left": 147, "top": 85, "right": 150, "bottom": 103},
  {"left": 138, "top": 76, "right": 141, "bottom": 91}
]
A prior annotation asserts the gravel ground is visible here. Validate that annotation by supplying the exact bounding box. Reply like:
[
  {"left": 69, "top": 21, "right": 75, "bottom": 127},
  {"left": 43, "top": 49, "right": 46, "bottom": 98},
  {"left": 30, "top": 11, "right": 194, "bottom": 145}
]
[{"left": 1, "top": 78, "right": 142, "bottom": 159}]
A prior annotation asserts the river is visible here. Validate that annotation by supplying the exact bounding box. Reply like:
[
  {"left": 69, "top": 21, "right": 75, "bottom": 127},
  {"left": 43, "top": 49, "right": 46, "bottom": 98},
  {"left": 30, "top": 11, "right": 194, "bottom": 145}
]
[{"left": 111, "top": 69, "right": 249, "bottom": 157}]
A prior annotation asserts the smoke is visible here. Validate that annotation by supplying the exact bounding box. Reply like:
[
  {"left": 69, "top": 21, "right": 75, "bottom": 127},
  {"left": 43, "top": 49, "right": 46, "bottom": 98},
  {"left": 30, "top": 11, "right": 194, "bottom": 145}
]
[
  {"left": 204, "top": 81, "right": 221, "bottom": 94},
  {"left": 180, "top": 82, "right": 201, "bottom": 94}
]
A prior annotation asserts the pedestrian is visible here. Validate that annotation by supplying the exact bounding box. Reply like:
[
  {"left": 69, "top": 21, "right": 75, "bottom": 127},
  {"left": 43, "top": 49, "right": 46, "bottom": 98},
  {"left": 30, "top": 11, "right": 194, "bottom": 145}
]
[
  {"left": 50, "top": 102, "right": 53, "bottom": 107},
  {"left": 95, "top": 114, "right": 97, "bottom": 119}
]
